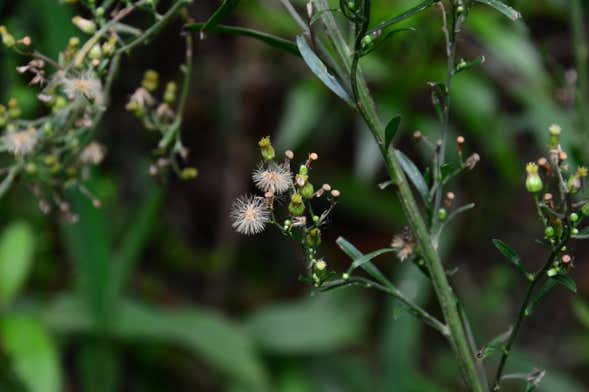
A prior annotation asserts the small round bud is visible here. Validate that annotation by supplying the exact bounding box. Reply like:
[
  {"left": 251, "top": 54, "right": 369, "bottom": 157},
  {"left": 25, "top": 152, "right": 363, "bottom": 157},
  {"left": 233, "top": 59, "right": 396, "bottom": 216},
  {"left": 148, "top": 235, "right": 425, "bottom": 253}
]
[
  {"left": 544, "top": 226, "right": 555, "bottom": 238},
  {"left": 544, "top": 193, "right": 553, "bottom": 202},
  {"left": 570, "top": 213, "right": 579, "bottom": 222},
  {"left": 561, "top": 254, "right": 572, "bottom": 264},
  {"left": 456, "top": 5, "right": 465, "bottom": 13},
  {"left": 342, "top": 272, "right": 350, "bottom": 280},
  {"left": 72, "top": 16, "right": 96, "bottom": 34},
  {"left": 95, "top": 7, "right": 105, "bottom": 16},
  {"left": 313, "top": 215, "right": 319, "bottom": 223},
  {"left": 285, "top": 150, "right": 294, "bottom": 160},
  {"left": 309, "top": 152, "right": 318, "bottom": 161},
  {"left": 572, "top": 228, "right": 579, "bottom": 235},
  {"left": 18, "top": 36, "right": 31, "bottom": 46},
  {"left": 180, "top": 167, "right": 199, "bottom": 180},
  {"left": 559, "top": 151, "right": 568, "bottom": 162},
  {"left": 322, "top": 183, "right": 331, "bottom": 192},
  {"left": 438, "top": 208, "right": 447, "bottom": 221},
  {"left": 330, "top": 189, "right": 341, "bottom": 198},
  {"left": 413, "top": 131, "right": 422, "bottom": 140}
]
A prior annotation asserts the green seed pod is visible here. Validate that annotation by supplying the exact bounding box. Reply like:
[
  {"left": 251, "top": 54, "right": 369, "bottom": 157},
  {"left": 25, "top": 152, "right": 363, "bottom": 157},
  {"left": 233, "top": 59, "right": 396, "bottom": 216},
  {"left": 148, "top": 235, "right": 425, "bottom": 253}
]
[
  {"left": 258, "top": 136, "right": 275, "bottom": 161},
  {"left": 525, "top": 163, "right": 542, "bottom": 193},
  {"left": 300, "top": 182, "right": 314, "bottom": 199},
  {"left": 288, "top": 193, "right": 305, "bottom": 216},
  {"left": 544, "top": 226, "right": 554, "bottom": 238},
  {"left": 438, "top": 208, "right": 447, "bottom": 221},
  {"left": 570, "top": 213, "right": 579, "bottom": 223}
]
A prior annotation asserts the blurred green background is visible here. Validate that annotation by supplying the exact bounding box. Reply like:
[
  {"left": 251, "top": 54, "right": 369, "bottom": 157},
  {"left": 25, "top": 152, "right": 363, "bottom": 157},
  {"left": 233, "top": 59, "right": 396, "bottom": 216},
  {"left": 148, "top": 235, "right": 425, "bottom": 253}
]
[{"left": 1, "top": 0, "right": 589, "bottom": 391}]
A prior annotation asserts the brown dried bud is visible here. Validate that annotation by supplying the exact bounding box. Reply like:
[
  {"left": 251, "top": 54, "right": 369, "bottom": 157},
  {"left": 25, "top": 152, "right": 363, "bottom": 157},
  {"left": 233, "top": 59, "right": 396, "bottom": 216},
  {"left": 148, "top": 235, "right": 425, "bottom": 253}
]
[
  {"left": 444, "top": 192, "right": 455, "bottom": 208},
  {"left": 330, "top": 189, "right": 341, "bottom": 198},
  {"left": 561, "top": 254, "right": 572, "bottom": 264}
]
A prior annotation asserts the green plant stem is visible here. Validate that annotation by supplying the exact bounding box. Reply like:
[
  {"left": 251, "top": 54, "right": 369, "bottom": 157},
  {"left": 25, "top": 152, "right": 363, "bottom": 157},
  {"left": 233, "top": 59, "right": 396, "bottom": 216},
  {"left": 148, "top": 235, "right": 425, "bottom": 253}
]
[
  {"left": 310, "top": 1, "right": 483, "bottom": 390},
  {"left": 571, "top": 0, "right": 589, "bottom": 140},
  {"left": 492, "top": 231, "right": 570, "bottom": 390},
  {"left": 118, "top": 0, "right": 192, "bottom": 55}
]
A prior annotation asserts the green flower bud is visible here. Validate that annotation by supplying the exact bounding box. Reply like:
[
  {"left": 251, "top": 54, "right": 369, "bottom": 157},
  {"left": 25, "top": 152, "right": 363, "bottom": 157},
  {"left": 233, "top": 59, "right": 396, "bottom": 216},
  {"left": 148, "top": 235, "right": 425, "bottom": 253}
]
[
  {"left": 300, "top": 182, "right": 314, "bottom": 199},
  {"left": 544, "top": 226, "right": 554, "bottom": 238},
  {"left": 438, "top": 208, "right": 447, "bottom": 221},
  {"left": 8, "top": 98, "right": 20, "bottom": 119},
  {"left": 361, "top": 34, "right": 374, "bottom": 50},
  {"left": 288, "top": 193, "right": 305, "bottom": 216},
  {"left": 298, "top": 165, "right": 308, "bottom": 175},
  {"left": 164, "top": 82, "right": 177, "bottom": 104},
  {"left": 25, "top": 163, "right": 37, "bottom": 175},
  {"left": 96, "top": 7, "right": 105, "bottom": 17},
  {"left": 72, "top": 16, "right": 96, "bottom": 34},
  {"left": 180, "top": 167, "right": 199, "bottom": 180},
  {"left": 342, "top": 272, "right": 350, "bottom": 280},
  {"left": 572, "top": 228, "right": 579, "bottom": 235},
  {"left": 306, "top": 227, "right": 321, "bottom": 247},
  {"left": 89, "top": 44, "right": 102, "bottom": 60},
  {"left": 525, "top": 163, "right": 543, "bottom": 193},
  {"left": 0, "top": 26, "right": 15, "bottom": 48},
  {"left": 548, "top": 124, "right": 561, "bottom": 149},
  {"left": 258, "top": 136, "right": 275, "bottom": 161},
  {"left": 547, "top": 268, "right": 558, "bottom": 277},
  {"left": 142, "top": 69, "right": 159, "bottom": 92},
  {"left": 570, "top": 213, "right": 579, "bottom": 223},
  {"left": 312, "top": 215, "right": 319, "bottom": 223}
]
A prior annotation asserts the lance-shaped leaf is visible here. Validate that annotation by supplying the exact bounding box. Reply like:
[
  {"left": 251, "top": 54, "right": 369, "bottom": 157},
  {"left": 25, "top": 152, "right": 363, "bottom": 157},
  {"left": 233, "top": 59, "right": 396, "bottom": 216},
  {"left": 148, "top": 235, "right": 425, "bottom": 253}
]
[
  {"left": 476, "top": 327, "right": 512, "bottom": 360},
  {"left": 385, "top": 116, "right": 401, "bottom": 150},
  {"left": 367, "top": 0, "right": 437, "bottom": 35},
  {"left": 552, "top": 273, "right": 577, "bottom": 293},
  {"left": 346, "top": 248, "right": 395, "bottom": 274},
  {"left": 394, "top": 149, "right": 429, "bottom": 205},
  {"left": 186, "top": 23, "right": 299, "bottom": 56},
  {"left": 336, "top": 237, "right": 391, "bottom": 286},
  {"left": 474, "top": 0, "right": 522, "bottom": 21},
  {"left": 492, "top": 239, "right": 530, "bottom": 279},
  {"left": 296, "top": 35, "right": 354, "bottom": 105},
  {"left": 0, "top": 221, "right": 35, "bottom": 307},
  {"left": 200, "top": 0, "right": 240, "bottom": 31}
]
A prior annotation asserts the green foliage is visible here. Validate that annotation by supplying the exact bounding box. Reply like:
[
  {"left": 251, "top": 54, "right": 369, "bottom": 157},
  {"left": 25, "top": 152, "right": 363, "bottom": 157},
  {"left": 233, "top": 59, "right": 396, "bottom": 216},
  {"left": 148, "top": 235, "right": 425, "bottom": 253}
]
[{"left": 0, "top": 221, "right": 35, "bottom": 308}]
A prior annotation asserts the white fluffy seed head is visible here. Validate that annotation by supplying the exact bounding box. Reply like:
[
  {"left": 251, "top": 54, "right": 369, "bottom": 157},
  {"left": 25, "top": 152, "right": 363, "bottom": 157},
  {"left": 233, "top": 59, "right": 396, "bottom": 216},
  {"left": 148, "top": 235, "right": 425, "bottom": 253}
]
[
  {"left": 4, "top": 128, "right": 38, "bottom": 156},
  {"left": 230, "top": 195, "right": 270, "bottom": 235},
  {"left": 252, "top": 163, "right": 292, "bottom": 194},
  {"left": 79, "top": 142, "right": 105, "bottom": 165},
  {"left": 61, "top": 70, "right": 103, "bottom": 104}
]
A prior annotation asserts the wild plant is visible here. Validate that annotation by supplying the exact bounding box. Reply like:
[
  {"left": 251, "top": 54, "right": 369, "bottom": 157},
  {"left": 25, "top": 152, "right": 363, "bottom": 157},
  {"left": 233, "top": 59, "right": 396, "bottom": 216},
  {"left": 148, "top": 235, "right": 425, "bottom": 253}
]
[{"left": 215, "top": 0, "right": 589, "bottom": 390}]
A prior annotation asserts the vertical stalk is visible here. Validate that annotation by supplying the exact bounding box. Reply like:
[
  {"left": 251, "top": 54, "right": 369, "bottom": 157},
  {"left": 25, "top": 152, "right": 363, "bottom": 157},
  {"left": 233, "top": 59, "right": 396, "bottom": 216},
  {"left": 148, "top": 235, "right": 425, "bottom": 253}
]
[
  {"left": 571, "top": 0, "right": 589, "bottom": 140},
  {"left": 310, "top": 1, "right": 483, "bottom": 390}
]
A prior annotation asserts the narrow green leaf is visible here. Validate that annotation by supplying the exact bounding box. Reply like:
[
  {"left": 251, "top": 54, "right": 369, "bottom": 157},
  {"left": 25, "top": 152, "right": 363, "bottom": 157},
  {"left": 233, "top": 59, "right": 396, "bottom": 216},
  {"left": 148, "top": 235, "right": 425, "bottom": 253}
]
[
  {"left": 552, "top": 273, "right": 577, "bottom": 293},
  {"left": 385, "top": 116, "right": 401, "bottom": 150},
  {"left": 111, "top": 190, "right": 163, "bottom": 297},
  {"left": 186, "top": 23, "right": 300, "bottom": 56},
  {"left": 0, "top": 222, "right": 35, "bottom": 307},
  {"left": 394, "top": 149, "right": 429, "bottom": 205},
  {"left": 474, "top": 0, "right": 522, "bottom": 21},
  {"left": 336, "top": 237, "right": 391, "bottom": 286},
  {"left": 476, "top": 327, "right": 512, "bottom": 360},
  {"left": 525, "top": 279, "right": 557, "bottom": 316},
  {"left": 492, "top": 239, "right": 529, "bottom": 278},
  {"left": 296, "top": 35, "right": 354, "bottom": 105},
  {"left": 347, "top": 248, "right": 395, "bottom": 274},
  {"left": 367, "top": 0, "right": 437, "bottom": 35},
  {"left": 200, "top": 0, "right": 240, "bottom": 31},
  {"left": 1, "top": 317, "right": 62, "bottom": 392},
  {"left": 114, "top": 300, "right": 269, "bottom": 391},
  {"left": 245, "top": 290, "right": 370, "bottom": 354}
]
